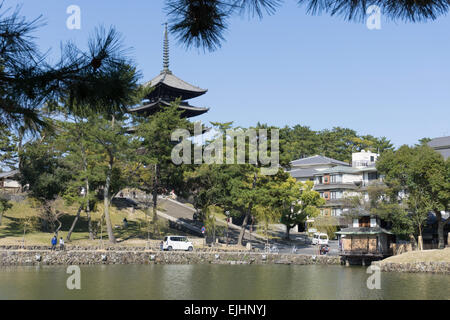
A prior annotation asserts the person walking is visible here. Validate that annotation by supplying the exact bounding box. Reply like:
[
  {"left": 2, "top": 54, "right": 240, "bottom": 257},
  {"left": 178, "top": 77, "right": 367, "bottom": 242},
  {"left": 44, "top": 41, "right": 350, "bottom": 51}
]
[
  {"left": 51, "top": 235, "right": 57, "bottom": 251},
  {"left": 59, "top": 237, "right": 65, "bottom": 251}
]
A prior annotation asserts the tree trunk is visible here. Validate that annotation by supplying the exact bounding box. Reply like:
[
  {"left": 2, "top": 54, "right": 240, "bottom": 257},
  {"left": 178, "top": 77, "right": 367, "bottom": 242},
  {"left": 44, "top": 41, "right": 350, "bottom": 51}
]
[
  {"left": 152, "top": 164, "right": 159, "bottom": 222},
  {"left": 55, "top": 216, "right": 62, "bottom": 239},
  {"left": 0, "top": 212, "right": 3, "bottom": 226},
  {"left": 86, "top": 186, "right": 94, "bottom": 240},
  {"left": 152, "top": 188, "right": 158, "bottom": 222},
  {"left": 409, "top": 234, "right": 417, "bottom": 251},
  {"left": 418, "top": 225, "right": 423, "bottom": 251},
  {"left": 238, "top": 173, "right": 257, "bottom": 246},
  {"left": 104, "top": 155, "right": 116, "bottom": 244},
  {"left": 238, "top": 211, "right": 250, "bottom": 246},
  {"left": 66, "top": 205, "right": 83, "bottom": 241},
  {"left": 285, "top": 225, "right": 291, "bottom": 240},
  {"left": 418, "top": 235, "right": 423, "bottom": 251},
  {"left": 436, "top": 211, "right": 445, "bottom": 249},
  {"left": 82, "top": 144, "right": 94, "bottom": 240}
]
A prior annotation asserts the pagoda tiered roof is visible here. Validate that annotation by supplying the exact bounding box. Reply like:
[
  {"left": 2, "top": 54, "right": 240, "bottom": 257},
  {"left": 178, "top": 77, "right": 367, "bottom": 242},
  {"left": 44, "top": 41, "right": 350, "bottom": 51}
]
[
  {"left": 129, "top": 23, "right": 209, "bottom": 118},
  {"left": 130, "top": 98, "right": 209, "bottom": 118},
  {"left": 143, "top": 71, "right": 207, "bottom": 101}
]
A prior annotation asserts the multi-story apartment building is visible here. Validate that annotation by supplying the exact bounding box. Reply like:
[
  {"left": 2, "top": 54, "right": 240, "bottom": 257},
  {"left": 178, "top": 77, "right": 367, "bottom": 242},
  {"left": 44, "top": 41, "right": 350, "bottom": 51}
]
[{"left": 288, "top": 151, "right": 382, "bottom": 222}]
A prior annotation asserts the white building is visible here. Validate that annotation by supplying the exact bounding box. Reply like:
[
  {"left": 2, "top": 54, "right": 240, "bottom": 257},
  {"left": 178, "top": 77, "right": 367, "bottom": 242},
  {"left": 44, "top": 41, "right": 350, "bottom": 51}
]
[{"left": 288, "top": 151, "right": 381, "bottom": 218}]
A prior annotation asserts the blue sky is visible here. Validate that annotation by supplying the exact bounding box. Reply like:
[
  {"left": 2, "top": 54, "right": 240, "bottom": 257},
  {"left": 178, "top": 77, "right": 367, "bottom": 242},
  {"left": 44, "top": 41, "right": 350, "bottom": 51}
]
[{"left": 5, "top": 0, "right": 450, "bottom": 147}]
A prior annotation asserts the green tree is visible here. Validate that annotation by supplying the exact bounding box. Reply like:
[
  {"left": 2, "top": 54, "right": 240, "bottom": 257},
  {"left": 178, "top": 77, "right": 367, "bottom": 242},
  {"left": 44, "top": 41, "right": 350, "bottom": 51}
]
[
  {"left": 1, "top": 4, "right": 140, "bottom": 130},
  {"left": 87, "top": 115, "right": 135, "bottom": 244},
  {"left": 0, "top": 196, "right": 12, "bottom": 226},
  {"left": 279, "top": 179, "right": 325, "bottom": 240},
  {"left": 279, "top": 125, "right": 319, "bottom": 166},
  {"left": 19, "top": 130, "right": 73, "bottom": 236},
  {"left": 56, "top": 118, "right": 105, "bottom": 241},
  {"left": 134, "top": 103, "right": 193, "bottom": 223},
  {"left": 0, "top": 125, "right": 19, "bottom": 169},
  {"left": 377, "top": 145, "right": 450, "bottom": 248},
  {"left": 165, "top": 0, "right": 450, "bottom": 51}
]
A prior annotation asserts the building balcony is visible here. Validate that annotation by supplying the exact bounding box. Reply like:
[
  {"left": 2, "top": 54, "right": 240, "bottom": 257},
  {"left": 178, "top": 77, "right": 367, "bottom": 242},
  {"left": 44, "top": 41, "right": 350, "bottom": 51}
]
[{"left": 314, "top": 183, "right": 359, "bottom": 191}]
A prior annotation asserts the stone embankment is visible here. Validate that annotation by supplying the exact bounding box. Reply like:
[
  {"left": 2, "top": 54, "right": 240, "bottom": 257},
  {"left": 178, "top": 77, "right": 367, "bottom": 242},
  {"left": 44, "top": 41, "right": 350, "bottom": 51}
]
[
  {"left": 373, "top": 261, "right": 450, "bottom": 274},
  {"left": 0, "top": 246, "right": 340, "bottom": 266}
]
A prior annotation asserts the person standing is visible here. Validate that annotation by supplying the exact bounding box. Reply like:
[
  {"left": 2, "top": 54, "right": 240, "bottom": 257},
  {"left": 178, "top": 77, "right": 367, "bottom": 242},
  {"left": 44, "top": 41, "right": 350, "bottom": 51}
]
[
  {"left": 59, "top": 237, "right": 65, "bottom": 251},
  {"left": 51, "top": 235, "right": 57, "bottom": 251}
]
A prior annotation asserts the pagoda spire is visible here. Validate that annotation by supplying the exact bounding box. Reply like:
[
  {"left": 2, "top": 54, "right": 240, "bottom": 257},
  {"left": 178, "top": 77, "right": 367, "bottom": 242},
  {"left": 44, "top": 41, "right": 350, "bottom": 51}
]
[{"left": 162, "top": 23, "right": 171, "bottom": 74}]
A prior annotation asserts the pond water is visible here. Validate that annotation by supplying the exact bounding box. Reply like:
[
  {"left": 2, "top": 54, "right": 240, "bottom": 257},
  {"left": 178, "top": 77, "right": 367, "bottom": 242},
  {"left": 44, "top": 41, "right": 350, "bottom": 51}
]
[{"left": 0, "top": 264, "right": 448, "bottom": 300}]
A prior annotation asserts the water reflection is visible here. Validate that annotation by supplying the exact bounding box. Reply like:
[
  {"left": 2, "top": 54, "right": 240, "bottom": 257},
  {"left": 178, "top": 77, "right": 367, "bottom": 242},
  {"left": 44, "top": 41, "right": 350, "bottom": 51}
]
[{"left": 0, "top": 265, "right": 448, "bottom": 300}]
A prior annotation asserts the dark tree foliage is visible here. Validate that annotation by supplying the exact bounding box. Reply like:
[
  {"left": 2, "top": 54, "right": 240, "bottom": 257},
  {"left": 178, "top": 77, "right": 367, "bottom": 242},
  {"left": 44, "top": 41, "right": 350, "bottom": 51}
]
[
  {"left": 165, "top": 0, "right": 450, "bottom": 50},
  {"left": 0, "top": 4, "right": 140, "bottom": 130},
  {"left": 165, "top": 0, "right": 232, "bottom": 51},
  {"left": 280, "top": 125, "right": 393, "bottom": 166}
]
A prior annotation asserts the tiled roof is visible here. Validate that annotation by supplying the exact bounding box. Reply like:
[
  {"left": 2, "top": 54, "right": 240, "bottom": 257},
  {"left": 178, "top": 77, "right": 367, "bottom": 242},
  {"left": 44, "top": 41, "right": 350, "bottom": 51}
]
[
  {"left": 288, "top": 168, "right": 318, "bottom": 178},
  {"left": 0, "top": 170, "right": 19, "bottom": 179},
  {"left": 129, "top": 99, "right": 209, "bottom": 117},
  {"left": 144, "top": 71, "right": 207, "bottom": 96},
  {"left": 428, "top": 136, "right": 450, "bottom": 159},
  {"left": 314, "top": 165, "right": 360, "bottom": 175},
  {"left": 290, "top": 155, "right": 349, "bottom": 167},
  {"left": 428, "top": 136, "right": 450, "bottom": 148},
  {"left": 336, "top": 227, "right": 393, "bottom": 235}
]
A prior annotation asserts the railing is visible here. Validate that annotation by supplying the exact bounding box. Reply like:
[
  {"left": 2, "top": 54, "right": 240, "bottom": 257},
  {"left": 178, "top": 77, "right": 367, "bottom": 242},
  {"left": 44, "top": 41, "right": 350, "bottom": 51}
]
[{"left": 352, "top": 161, "right": 375, "bottom": 167}]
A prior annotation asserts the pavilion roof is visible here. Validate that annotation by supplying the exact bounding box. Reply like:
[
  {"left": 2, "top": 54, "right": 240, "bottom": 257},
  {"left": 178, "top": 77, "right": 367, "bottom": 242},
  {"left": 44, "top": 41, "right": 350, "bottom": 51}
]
[{"left": 336, "top": 227, "right": 393, "bottom": 235}]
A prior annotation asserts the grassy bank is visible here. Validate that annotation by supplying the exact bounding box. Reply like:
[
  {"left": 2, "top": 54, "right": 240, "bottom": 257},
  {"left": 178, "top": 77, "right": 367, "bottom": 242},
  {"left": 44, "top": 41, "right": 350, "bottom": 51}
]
[
  {"left": 0, "top": 198, "right": 190, "bottom": 246},
  {"left": 381, "top": 248, "right": 450, "bottom": 264}
]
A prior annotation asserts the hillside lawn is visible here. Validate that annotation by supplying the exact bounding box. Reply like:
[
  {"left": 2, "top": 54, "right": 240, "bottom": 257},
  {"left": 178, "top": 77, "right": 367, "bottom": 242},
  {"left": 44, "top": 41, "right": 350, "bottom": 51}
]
[
  {"left": 381, "top": 248, "right": 450, "bottom": 264},
  {"left": 0, "top": 199, "right": 191, "bottom": 247}
]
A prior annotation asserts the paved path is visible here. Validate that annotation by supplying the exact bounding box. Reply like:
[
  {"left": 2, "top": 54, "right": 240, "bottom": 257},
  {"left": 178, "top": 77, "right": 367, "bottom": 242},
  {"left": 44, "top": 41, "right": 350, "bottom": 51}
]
[
  {"left": 155, "top": 197, "right": 339, "bottom": 256},
  {"left": 158, "top": 197, "right": 267, "bottom": 245}
]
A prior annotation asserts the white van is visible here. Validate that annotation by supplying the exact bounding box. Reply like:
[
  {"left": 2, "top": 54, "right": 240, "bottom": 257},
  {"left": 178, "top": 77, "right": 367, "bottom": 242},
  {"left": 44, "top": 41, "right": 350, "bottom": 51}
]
[
  {"left": 163, "top": 236, "right": 194, "bottom": 251},
  {"left": 312, "top": 233, "right": 329, "bottom": 245}
]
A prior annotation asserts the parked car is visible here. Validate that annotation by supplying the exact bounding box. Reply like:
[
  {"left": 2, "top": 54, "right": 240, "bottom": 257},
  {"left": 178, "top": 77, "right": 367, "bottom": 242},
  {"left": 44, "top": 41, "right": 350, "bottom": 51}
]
[
  {"left": 312, "top": 233, "right": 329, "bottom": 245},
  {"left": 163, "top": 236, "right": 194, "bottom": 251}
]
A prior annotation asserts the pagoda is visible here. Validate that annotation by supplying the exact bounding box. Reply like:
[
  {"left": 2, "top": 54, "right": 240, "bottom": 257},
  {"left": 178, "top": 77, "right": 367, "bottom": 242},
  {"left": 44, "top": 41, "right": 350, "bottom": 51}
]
[{"left": 129, "top": 24, "right": 209, "bottom": 118}]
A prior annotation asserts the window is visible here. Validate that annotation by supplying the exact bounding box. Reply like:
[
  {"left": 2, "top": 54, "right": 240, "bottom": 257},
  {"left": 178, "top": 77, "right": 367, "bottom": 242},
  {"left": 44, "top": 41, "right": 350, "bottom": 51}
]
[
  {"left": 368, "top": 172, "right": 378, "bottom": 180},
  {"left": 317, "top": 176, "right": 323, "bottom": 184},
  {"left": 370, "top": 218, "right": 377, "bottom": 227},
  {"left": 353, "top": 219, "right": 359, "bottom": 228},
  {"left": 331, "top": 191, "right": 342, "bottom": 199},
  {"left": 330, "top": 175, "right": 342, "bottom": 183},
  {"left": 370, "top": 156, "right": 375, "bottom": 162}
]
